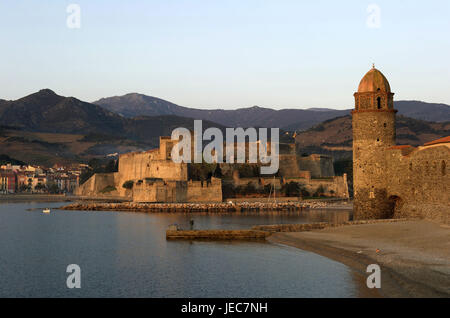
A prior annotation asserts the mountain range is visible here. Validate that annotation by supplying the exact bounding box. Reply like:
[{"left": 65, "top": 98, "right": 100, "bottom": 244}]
[
  {"left": 2, "top": 90, "right": 450, "bottom": 135},
  {"left": 94, "top": 93, "right": 450, "bottom": 130},
  {"left": 0, "top": 89, "right": 222, "bottom": 138}
]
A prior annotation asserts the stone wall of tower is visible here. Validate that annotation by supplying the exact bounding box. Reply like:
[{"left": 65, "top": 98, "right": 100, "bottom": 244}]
[
  {"left": 352, "top": 108, "right": 396, "bottom": 219},
  {"left": 354, "top": 92, "right": 394, "bottom": 111}
]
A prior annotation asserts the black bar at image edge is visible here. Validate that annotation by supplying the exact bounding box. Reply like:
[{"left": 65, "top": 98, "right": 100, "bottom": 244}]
[{"left": 0, "top": 298, "right": 447, "bottom": 315}]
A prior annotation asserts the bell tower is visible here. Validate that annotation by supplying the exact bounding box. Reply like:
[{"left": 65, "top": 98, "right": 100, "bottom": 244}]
[{"left": 352, "top": 66, "right": 397, "bottom": 219}]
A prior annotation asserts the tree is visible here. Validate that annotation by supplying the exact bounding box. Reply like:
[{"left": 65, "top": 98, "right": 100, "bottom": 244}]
[
  {"left": 281, "top": 182, "right": 302, "bottom": 197},
  {"left": 245, "top": 182, "right": 256, "bottom": 194},
  {"left": 300, "top": 188, "right": 310, "bottom": 197},
  {"left": 34, "top": 183, "right": 46, "bottom": 191},
  {"left": 235, "top": 185, "right": 245, "bottom": 195},
  {"left": 263, "top": 184, "right": 272, "bottom": 194},
  {"left": 0, "top": 154, "right": 26, "bottom": 166},
  {"left": 88, "top": 158, "right": 102, "bottom": 170},
  {"left": 80, "top": 158, "right": 119, "bottom": 185},
  {"left": 238, "top": 165, "right": 256, "bottom": 178},
  {"left": 104, "top": 159, "right": 118, "bottom": 173},
  {"left": 313, "top": 185, "right": 327, "bottom": 197},
  {"left": 213, "top": 164, "right": 223, "bottom": 178},
  {"left": 100, "top": 185, "right": 116, "bottom": 193},
  {"left": 122, "top": 180, "right": 134, "bottom": 190},
  {"left": 79, "top": 170, "right": 94, "bottom": 185},
  {"left": 47, "top": 183, "right": 60, "bottom": 194},
  {"left": 19, "top": 184, "right": 30, "bottom": 192},
  {"left": 222, "top": 183, "right": 235, "bottom": 199},
  {"left": 188, "top": 161, "right": 215, "bottom": 181}
]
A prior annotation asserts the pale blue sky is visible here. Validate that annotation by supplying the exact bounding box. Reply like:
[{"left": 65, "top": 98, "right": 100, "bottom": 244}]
[{"left": 0, "top": 0, "right": 449, "bottom": 109}]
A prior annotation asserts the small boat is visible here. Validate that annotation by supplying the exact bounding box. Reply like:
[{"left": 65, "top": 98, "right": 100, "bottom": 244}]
[{"left": 42, "top": 208, "right": 51, "bottom": 214}]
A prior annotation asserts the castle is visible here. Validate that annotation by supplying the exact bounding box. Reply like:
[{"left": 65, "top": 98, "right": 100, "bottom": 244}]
[
  {"left": 76, "top": 136, "right": 349, "bottom": 202},
  {"left": 352, "top": 66, "right": 449, "bottom": 224},
  {"left": 76, "top": 136, "right": 223, "bottom": 202}
]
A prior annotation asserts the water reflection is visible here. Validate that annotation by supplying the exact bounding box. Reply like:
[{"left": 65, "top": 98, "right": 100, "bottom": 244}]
[
  {"left": 0, "top": 202, "right": 357, "bottom": 298},
  {"left": 154, "top": 209, "right": 350, "bottom": 230}
]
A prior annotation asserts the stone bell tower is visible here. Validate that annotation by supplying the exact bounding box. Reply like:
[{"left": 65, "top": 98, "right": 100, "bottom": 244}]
[{"left": 352, "top": 65, "right": 397, "bottom": 219}]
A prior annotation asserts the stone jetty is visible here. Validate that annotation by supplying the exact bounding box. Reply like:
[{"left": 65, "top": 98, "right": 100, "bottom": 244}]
[
  {"left": 60, "top": 201, "right": 332, "bottom": 213},
  {"left": 166, "top": 229, "right": 271, "bottom": 240}
]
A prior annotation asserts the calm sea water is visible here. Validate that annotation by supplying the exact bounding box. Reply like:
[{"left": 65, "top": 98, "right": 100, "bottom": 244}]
[{"left": 0, "top": 202, "right": 358, "bottom": 298}]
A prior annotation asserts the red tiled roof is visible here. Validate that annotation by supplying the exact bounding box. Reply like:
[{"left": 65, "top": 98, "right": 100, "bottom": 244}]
[{"left": 424, "top": 136, "right": 450, "bottom": 146}]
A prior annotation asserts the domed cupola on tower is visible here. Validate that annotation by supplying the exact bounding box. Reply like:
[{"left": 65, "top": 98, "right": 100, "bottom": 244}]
[
  {"left": 354, "top": 66, "right": 395, "bottom": 111},
  {"left": 358, "top": 67, "right": 391, "bottom": 93}
]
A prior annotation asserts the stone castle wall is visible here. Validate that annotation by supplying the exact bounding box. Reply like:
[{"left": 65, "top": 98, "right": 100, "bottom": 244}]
[
  {"left": 75, "top": 172, "right": 131, "bottom": 198},
  {"left": 230, "top": 174, "right": 348, "bottom": 199},
  {"left": 297, "top": 154, "right": 334, "bottom": 178},
  {"left": 302, "top": 175, "right": 348, "bottom": 198},
  {"left": 385, "top": 144, "right": 450, "bottom": 224},
  {"left": 133, "top": 179, "right": 188, "bottom": 203},
  {"left": 132, "top": 177, "right": 222, "bottom": 203},
  {"left": 186, "top": 178, "right": 222, "bottom": 202},
  {"left": 284, "top": 174, "right": 349, "bottom": 198},
  {"left": 118, "top": 151, "right": 187, "bottom": 182}
]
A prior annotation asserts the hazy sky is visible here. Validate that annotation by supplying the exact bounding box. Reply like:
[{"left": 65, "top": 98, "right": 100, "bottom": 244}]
[{"left": 1, "top": 0, "right": 449, "bottom": 109}]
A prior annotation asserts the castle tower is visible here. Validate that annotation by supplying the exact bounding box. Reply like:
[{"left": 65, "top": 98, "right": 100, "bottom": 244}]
[{"left": 352, "top": 66, "right": 397, "bottom": 219}]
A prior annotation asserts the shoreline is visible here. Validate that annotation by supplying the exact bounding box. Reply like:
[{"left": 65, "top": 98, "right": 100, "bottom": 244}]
[
  {"left": 0, "top": 194, "right": 74, "bottom": 202},
  {"left": 268, "top": 220, "right": 450, "bottom": 298}
]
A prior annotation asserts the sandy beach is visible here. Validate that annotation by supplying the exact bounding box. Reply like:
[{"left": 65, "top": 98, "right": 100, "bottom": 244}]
[{"left": 268, "top": 220, "right": 450, "bottom": 298}]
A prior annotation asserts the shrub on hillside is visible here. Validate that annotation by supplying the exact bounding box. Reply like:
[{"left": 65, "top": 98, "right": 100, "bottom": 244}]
[{"left": 100, "top": 185, "right": 116, "bottom": 193}]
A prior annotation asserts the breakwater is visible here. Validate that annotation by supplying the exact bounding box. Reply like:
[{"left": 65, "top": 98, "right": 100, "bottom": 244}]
[
  {"left": 166, "top": 229, "right": 271, "bottom": 240},
  {"left": 60, "top": 201, "right": 333, "bottom": 213}
]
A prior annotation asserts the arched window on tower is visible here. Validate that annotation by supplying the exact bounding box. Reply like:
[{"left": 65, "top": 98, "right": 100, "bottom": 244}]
[{"left": 377, "top": 97, "right": 381, "bottom": 109}]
